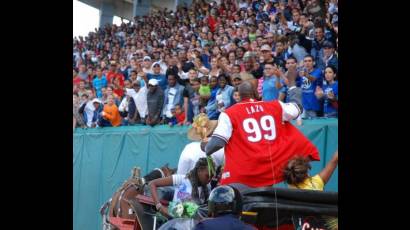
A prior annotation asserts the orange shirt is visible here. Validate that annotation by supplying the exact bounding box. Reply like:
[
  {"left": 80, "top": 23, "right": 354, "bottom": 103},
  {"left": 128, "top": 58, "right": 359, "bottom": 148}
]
[{"left": 103, "top": 103, "right": 122, "bottom": 127}]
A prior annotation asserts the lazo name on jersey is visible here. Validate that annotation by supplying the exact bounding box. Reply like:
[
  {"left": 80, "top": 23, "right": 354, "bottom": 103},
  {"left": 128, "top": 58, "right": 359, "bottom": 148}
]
[{"left": 245, "top": 105, "right": 264, "bottom": 115}]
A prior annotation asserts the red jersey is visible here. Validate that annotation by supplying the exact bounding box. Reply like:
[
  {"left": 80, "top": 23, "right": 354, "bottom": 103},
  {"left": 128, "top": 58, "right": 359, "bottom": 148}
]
[{"left": 212, "top": 99, "right": 320, "bottom": 188}]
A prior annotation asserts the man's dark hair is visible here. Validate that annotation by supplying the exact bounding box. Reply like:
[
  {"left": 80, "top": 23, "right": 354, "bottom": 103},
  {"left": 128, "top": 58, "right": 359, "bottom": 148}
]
[
  {"left": 286, "top": 56, "right": 297, "bottom": 63},
  {"left": 304, "top": 54, "right": 314, "bottom": 61},
  {"left": 73, "top": 92, "right": 79, "bottom": 97}
]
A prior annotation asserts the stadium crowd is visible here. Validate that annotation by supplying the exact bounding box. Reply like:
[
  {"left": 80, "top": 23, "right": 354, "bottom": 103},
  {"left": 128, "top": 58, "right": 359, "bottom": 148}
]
[{"left": 73, "top": 0, "right": 338, "bottom": 129}]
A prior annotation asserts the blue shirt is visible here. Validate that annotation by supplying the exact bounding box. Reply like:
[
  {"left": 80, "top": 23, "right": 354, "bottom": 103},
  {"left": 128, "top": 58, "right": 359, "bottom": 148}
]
[
  {"left": 300, "top": 68, "right": 323, "bottom": 111},
  {"left": 323, "top": 81, "right": 338, "bottom": 117},
  {"left": 201, "top": 54, "right": 211, "bottom": 69},
  {"left": 206, "top": 86, "right": 220, "bottom": 120},
  {"left": 262, "top": 76, "right": 285, "bottom": 101},
  {"left": 92, "top": 76, "right": 108, "bottom": 98},
  {"left": 147, "top": 73, "right": 167, "bottom": 91}
]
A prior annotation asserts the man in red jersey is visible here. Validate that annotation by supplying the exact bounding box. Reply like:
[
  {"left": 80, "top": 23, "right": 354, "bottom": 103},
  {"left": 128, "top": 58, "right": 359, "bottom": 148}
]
[{"left": 205, "top": 80, "right": 320, "bottom": 189}]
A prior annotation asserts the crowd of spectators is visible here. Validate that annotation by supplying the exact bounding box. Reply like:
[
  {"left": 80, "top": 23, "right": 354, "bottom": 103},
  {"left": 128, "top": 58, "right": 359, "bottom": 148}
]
[{"left": 73, "top": 0, "right": 338, "bottom": 129}]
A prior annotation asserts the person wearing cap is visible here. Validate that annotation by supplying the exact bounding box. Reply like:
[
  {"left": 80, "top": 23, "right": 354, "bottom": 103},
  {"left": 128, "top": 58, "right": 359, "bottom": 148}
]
[
  {"left": 231, "top": 73, "right": 243, "bottom": 87},
  {"left": 311, "top": 26, "right": 332, "bottom": 71},
  {"left": 126, "top": 75, "right": 149, "bottom": 125},
  {"left": 146, "top": 78, "right": 164, "bottom": 126},
  {"left": 193, "top": 185, "right": 254, "bottom": 230},
  {"left": 142, "top": 55, "right": 154, "bottom": 75},
  {"left": 322, "top": 41, "right": 338, "bottom": 72},
  {"left": 90, "top": 98, "right": 103, "bottom": 128},
  {"left": 260, "top": 44, "right": 275, "bottom": 66},
  {"left": 146, "top": 62, "right": 168, "bottom": 91}
]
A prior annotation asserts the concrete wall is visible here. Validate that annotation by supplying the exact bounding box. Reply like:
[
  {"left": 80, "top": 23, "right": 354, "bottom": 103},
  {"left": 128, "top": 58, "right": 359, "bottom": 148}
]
[{"left": 79, "top": 0, "right": 194, "bottom": 27}]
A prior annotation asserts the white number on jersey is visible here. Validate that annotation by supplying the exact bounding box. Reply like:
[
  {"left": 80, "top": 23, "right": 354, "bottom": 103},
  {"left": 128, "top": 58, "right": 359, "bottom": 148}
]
[{"left": 242, "top": 115, "right": 276, "bottom": 142}]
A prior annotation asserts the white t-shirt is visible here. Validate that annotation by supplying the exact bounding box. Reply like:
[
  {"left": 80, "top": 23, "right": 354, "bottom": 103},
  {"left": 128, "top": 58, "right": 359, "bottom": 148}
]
[
  {"left": 165, "top": 87, "right": 177, "bottom": 118},
  {"left": 176, "top": 141, "right": 225, "bottom": 175},
  {"left": 84, "top": 100, "right": 96, "bottom": 127},
  {"left": 126, "top": 87, "right": 148, "bottom": 118},
  {"left": 172, "top": 174, "right": 211, "bottom": 204}
]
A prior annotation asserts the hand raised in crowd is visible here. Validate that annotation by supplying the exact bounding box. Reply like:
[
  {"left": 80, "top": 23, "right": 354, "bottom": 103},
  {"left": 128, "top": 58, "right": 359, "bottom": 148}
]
[
  {"left": 299, "top": 69, "right": 307, "bottom": 77},
  {"left": 327, "top": 91, "right": 335, "bottom": 100},
  {"left": 315, "top": 86, "right": 324, "bottom": 99},
  {"left": 272, "top": 64, "right": 283, "bottom": 78}
]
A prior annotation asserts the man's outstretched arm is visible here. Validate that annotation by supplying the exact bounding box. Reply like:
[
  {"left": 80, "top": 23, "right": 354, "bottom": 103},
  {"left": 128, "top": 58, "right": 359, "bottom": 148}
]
[{"left": 205, "top": 112, "right": 233, "bottom": 156}]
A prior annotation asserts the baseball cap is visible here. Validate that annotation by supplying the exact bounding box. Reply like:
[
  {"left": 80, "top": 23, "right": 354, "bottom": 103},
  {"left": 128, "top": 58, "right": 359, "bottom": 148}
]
[
  {"left": 91, "top": 98, "right": 101, "bottom": 104},
  {"left": 243, "top": 51, "right": 256, "bottom": 61},
  {"left": 260, "top": 44, "right": 272, "bottom": 51},
  {"left": 152, "top": 62, "right": 161, "bottom": 67},
  {"left": 232, "top": 73, "right": 242, "bottom": 80},
  {"left": 148, "top": 79, "right": 159, "bottom": 86},
  {"left": 143, "top": 56, "right": 152, "bottom": 61},
  {"left": 323, "top": 41, "right": 335, "bottom": 49}
]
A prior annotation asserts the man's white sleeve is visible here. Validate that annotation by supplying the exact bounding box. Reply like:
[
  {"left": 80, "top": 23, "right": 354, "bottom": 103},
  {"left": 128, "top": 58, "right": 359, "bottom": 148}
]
[
  {"left": 211, "top": 112, "right": 233, "bottom": 143},
  {"left": 279, "top": 101, "right": 301, "bottom": 122},
  {"left": 118, "top": 98, "right": 128, "bottom": 112}
]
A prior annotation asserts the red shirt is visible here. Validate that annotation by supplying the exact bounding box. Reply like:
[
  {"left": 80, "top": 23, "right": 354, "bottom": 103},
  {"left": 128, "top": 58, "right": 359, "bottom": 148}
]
[
  {"left": 176, "top": 112, "right": 186, "bottom": 124},
  {"left": 113, "top": 88, "right": 124, "bottom": 98},
  {"left": 106, "top": 71, "right": 116, "bottom": 84},
  {"left": 212, "top": 99, "right": 320, "bottom": 188},
  {"left": 208, "top": 16, "right": 217, "bottom": 33},
  {"left": 108, "top": 73, "right": 125, "bottom": 87},
  {"left": 73, "top": 76, "right": 82, "bottom": 86}
]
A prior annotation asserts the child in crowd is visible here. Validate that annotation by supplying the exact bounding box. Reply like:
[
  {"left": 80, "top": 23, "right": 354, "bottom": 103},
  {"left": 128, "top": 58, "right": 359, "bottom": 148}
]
[
  {"left": 199, "top": 76, "right": 211, "bottom": 106},
  {"left": 283, "top": 150, "right": 338, "bottom": 191}
]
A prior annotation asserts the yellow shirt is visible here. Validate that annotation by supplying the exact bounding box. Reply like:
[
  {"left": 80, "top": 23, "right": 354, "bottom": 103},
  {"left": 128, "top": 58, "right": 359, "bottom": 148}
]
[{"left": 288, "top": 175, "right": 324, "bottom": 191}]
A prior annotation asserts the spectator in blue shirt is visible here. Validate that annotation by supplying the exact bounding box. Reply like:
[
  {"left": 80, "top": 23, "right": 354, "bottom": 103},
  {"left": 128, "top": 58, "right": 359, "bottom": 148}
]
[
  {"left": 92, "top": 67, "right": 108, "bottom": 98},
  {"left": 262, "top": 63, "right": 285, "bottom": 101},
  {"left": 315, "top": 66, "right": 338, "bottom": 118},
  {"left": 206, "top": 76, "right": 220, "bottom": 120},
  {"left": 299, "top": 55, "right": 323, "bottom": 119},
  {"left": 147, "top": 62, "right": 167, "bottom": 91}
]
